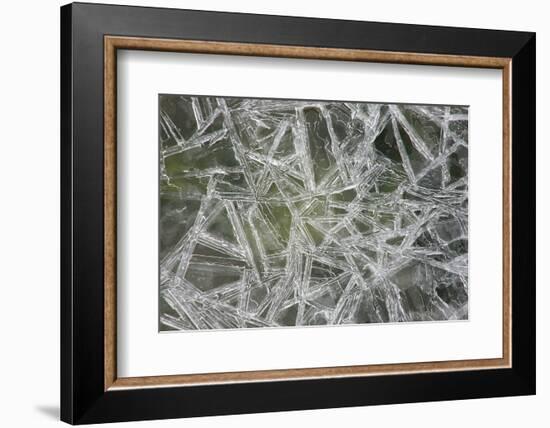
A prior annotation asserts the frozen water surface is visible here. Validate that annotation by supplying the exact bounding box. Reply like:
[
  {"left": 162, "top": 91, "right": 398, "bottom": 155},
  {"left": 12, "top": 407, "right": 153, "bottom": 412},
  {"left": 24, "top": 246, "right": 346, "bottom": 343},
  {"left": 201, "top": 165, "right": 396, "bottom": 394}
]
[{"left": 159, "top": 95, "right": 469, "bottom": 331}]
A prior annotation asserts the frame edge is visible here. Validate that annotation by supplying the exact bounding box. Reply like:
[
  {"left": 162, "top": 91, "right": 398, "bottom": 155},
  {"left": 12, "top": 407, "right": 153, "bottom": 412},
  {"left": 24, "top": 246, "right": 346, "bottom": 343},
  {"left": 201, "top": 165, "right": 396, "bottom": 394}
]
[
  {"left": 510, "top": 32, "right": 536, "bottom": 394},
  {"left": 60, "top": 2, "right": 74, "bottom": 425}
]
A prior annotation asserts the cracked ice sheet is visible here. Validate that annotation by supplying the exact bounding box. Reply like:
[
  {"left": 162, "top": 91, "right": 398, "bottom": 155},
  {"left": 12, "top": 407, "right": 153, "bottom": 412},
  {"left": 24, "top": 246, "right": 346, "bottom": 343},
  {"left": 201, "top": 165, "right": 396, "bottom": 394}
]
[{"left": 159, "top": 95, "right": 469, "bottom": 331}]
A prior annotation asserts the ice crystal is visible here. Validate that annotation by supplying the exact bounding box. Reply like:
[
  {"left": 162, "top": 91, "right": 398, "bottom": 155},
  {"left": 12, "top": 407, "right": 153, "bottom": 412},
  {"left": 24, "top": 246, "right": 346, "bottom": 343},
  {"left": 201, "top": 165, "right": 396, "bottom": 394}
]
[{"left": 159, "top": 95, "right": 468, "bottom": 331}]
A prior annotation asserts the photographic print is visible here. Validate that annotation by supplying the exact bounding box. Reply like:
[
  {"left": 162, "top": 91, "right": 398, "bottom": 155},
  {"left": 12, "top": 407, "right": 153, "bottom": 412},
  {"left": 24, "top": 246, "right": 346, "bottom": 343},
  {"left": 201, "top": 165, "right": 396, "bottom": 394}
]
[{"left": 159, "top": 95, "right": 469, "bottom": 331}]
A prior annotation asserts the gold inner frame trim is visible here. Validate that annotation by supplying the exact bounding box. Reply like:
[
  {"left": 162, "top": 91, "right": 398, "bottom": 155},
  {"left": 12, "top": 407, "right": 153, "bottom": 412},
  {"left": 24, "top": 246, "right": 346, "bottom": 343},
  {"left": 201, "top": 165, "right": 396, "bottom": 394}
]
[{"left": 104, "top": 35, "right": 512, "bottom": 391}]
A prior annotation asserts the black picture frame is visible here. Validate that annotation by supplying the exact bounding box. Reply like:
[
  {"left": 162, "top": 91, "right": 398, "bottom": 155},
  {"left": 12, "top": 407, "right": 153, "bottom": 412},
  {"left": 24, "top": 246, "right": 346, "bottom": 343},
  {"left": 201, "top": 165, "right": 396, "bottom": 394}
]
[{"left": 61, "top": 2, "right": 535, "bottom": 424}]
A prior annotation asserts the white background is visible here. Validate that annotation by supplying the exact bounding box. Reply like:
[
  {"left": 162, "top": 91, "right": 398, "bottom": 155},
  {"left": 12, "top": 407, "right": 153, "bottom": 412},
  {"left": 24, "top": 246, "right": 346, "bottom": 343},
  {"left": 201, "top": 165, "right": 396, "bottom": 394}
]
[
  {"left": 0, "top": 0, "right": 546, "bottom": 427},
  {"left": 118, "top": 51, "right": 502, "bottom": 377}
]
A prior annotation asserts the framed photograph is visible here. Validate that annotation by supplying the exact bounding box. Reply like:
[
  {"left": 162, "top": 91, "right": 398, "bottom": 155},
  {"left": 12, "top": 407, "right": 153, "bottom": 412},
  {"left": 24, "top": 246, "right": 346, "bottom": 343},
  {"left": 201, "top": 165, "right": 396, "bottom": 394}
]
[{"left": 60, "top": 2, "right": 535, "bottom": 424}]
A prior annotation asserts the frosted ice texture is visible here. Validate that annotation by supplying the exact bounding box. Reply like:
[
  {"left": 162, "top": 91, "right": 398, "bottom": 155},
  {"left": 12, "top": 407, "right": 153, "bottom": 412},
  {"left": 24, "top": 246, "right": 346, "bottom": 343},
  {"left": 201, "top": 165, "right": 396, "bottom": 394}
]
[{"left": 159, "top": 95, "right": 468, "bottom": 331}]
